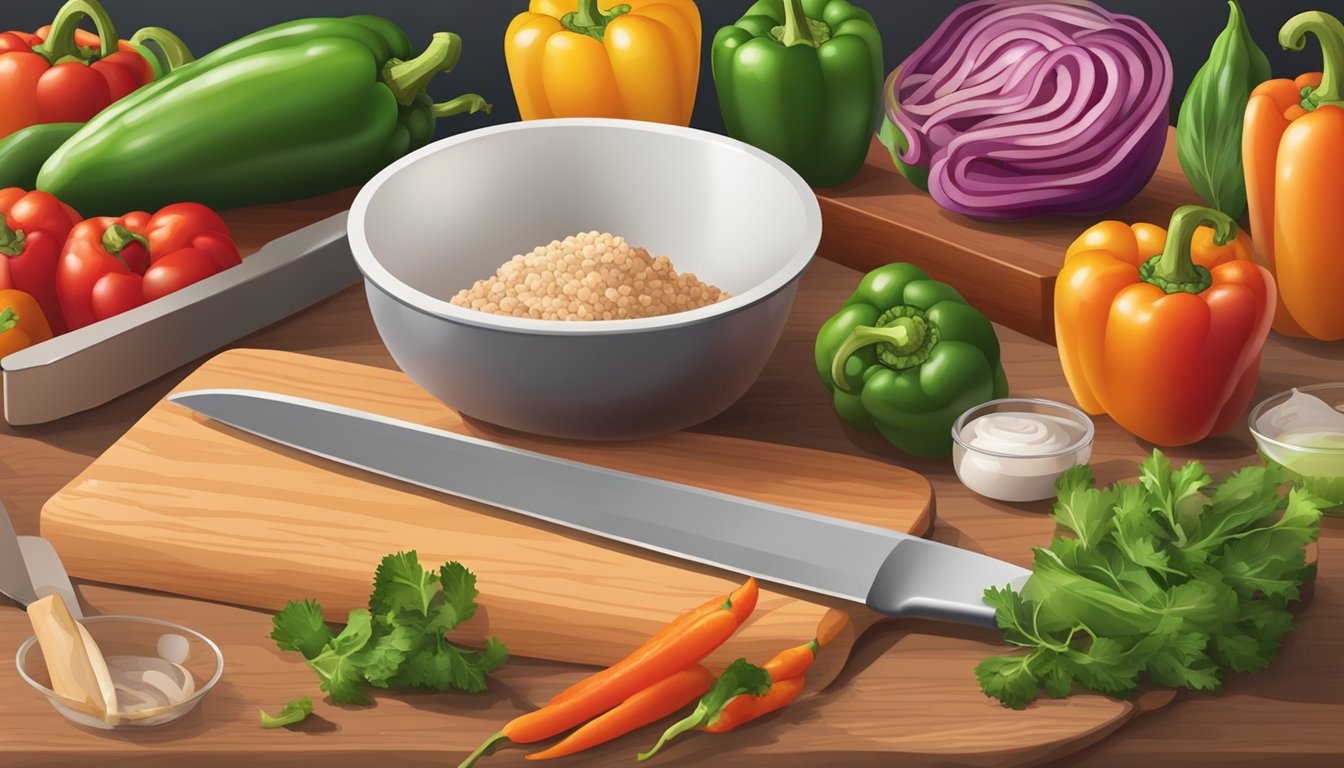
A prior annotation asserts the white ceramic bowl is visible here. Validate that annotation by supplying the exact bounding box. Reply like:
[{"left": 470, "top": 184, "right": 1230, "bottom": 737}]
[
  {"left": 951, "top": 398, "right": 1095, "bottom": 503},
  {"left": 349, "top": 118, "right": 821, "bottom": 440}
]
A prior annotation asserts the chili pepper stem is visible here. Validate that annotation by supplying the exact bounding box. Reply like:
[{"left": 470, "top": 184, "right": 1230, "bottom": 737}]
[
  {"left": 637, "top": 707, "right": 699, "bottom": 762},
  {"left": 432, "top": 94, "right": 492, "bottom": 118},
  {"left": 1145, "top": 205, "right": 1235, "bottom": 294},
  {"left": 32, "top": 0, "right": 118, "bottom": 63},
  {"left": 459, "top": 731, "right": 509, "bottom": 768},
  {"left": 1281, "top": 11, "right": 1344, "bottom": 109},
  {"left": 384, "top": 33, "right": 464, "bottom": 108},
  {"left": 131, "top": 26, "right": 195, "bottom": 71},
  {"left": 0, "top": 307, "right": 17, "bottom": 333},
  {"left": 0, "top": 215, "right": 25, "bottom": 258}
]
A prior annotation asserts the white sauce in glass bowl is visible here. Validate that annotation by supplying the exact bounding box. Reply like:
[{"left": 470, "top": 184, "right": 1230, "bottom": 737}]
[{"left": 954, "top": 411, "right": 1091, "bottom": 502}]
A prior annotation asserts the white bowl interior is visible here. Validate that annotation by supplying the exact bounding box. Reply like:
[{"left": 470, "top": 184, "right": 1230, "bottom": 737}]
[{"left": 356, "top": 120, "right": 815, "bottom": 327}]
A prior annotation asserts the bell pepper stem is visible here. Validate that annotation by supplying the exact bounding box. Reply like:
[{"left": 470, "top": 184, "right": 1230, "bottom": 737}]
[
  {"left": 431, "top": 94, "right": 492, "bottom": 118},
  {"left": 34, "top": 0, "right": 119, "bottom": 63},
  {"left": 829, "top": 308, "right": 936, "bottom": 393},
  {"left": 0, "top": 214, "right": 25, "bottom": 258},
  {"left": 130, "top": 26, "right": 195, "bottom": 72},
  {"left": 562, "top": 0, "right": 632, "bottom": 41},
  {"left": 1281, "top": 11, "right": 1344, "bottom": 109},
  {"left": 781, "top": 0, "right": 817, "bottom": 47},
  {"left": 101, "top": 223, "right": 150, "bottom": 272},
  {"left": 0, "top": 307, "right": 16, "bottom": 334},
  {"left": 1146, "top": 205, "right": 1234, "bottom": 294},
  {"left": 384, "top": 33, "right": 463, "bottom": 108}
]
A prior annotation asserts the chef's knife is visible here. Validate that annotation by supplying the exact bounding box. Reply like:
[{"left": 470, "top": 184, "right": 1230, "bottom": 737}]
[
  {"left": 170, "top": 389, "right": 1031, "bottom": 628},
  {"left": 0, "top": 500, "right": 82, "bottom": 617}
]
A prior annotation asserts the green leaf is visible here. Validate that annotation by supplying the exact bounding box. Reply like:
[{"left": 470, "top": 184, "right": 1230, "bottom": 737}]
[
  {"left": 1050, "top": 468, "right": 1110, "bottom": 550},
  {"left": 974, "top": 653, "right": 1042, "bottom": 710},
  {"left": 1060, "top": 637, "right": 1142, "bottom": 698},
  {"left": 430, "top": 561, "right": 480, "bottom": 633},
  {"left": 308, "top": 610, "right": 375, "bottom": 705},
  {"left": 1176, "top": 0, "right": 1270, "bottom": 219},
  {"left": 391, "top": 637, "right": 506, "bottom": 694},
  {"left": 638, "top": 658, "right": 773, "bottom": 760},
  {"left": 259, "top": 696, "right": 314, "bottom": 729},
  {"left": 370, "top": 551, "right": 438, "bottom": 617},
  {"left": 271, "top": 599, "right": 334, "bottom": 661},
  {"left": 1022, "top": 548, "right": 1157, "bottom": 637},
  {"left": 358, "top": 623, "right": 420, "bottom": 688}
]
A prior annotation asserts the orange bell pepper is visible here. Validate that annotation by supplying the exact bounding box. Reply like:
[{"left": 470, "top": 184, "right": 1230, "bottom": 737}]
[
  {"left": 0, "top": 288, "right": 53, "bottom": 357},
  {"left": 505, "top": 0, "right": 701, "bottom": 125},
  {"left": 1056, "top": 206, "right": 1274, "bottom": 447},
  {"left": 1243, "top": 11, "right": 1344, "bottom": 341}
]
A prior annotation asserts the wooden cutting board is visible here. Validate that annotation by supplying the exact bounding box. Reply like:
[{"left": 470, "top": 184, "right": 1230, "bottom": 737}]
[{"left": 41, "top": 348, "right": 937, "bottom": 691}]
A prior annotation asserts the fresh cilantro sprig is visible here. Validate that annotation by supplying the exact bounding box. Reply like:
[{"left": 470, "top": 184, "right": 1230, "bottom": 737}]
[
  {"left": 259, "top": 696, "right": 313, "bottom": 729},
  {"left": 270, "top": 552, "right": 508, "bottom": 705},
  {"left": 978, "top": 451, "right": 1321, "bottom": 709}
]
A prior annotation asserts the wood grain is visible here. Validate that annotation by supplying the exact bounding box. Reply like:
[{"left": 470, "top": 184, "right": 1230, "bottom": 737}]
[
  {"left": 39, "top": 349, "right": 936, "bottom": 688},
  {"left": 0, "top": 257, "right": 1339, "bottom": 767},
  {"left": 815, "top": 127, "right": 1201, "bottom": 344}
]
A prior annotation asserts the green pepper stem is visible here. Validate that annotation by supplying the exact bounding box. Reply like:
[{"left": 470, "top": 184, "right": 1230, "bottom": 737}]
[
  {"left": 384, "top": 33, "right": 463, "bottom": 108},
  {"left": 637, "top": 706, "right": 704, "bottom": 761},
  {"left": 806, "top": 638, "right": 821, "bottom": 655},
  {"left": 458, "top": 731, "right": 509, "bottom": 768},
  {"left": 0, "top": 307, "right": 16, "bottom": 334},
  {"left": 561, "top": 0, "right": 632, "bottom": 41},
  {"left": 130, "top": 26, "right": 195, "bottom": 72},
  {"left": 101, "top": 223, "right": 150, "bottom": 273},
  {"left": 829, "top": 307, "right": 938, "bottom": 393},
  {"left": 1155, "top": 205, "right": 1236, "bottom": 284},
  {"left": 781, "top": 0, "right": 817, "bottom": 47},
  {"left": 0, "top": 214, "right": 25, "bottom": 258},
  {"left": 1281, "top": 11, "right": 1344, "bottom": 109},
  {"left": 34, "top": 0, "right": 118, "bottom": 63},
  {"left": 573, "top": 0, "right": 605, "bottom": 29},
  {"left": 431, "top": 94, "right": 492, "bottom": 118}
]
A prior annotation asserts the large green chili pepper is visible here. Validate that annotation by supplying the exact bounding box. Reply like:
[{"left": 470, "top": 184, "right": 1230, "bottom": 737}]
[
  {"left": 815, "top": 263, "right": 1009, "bottom": 458},
  {"left": 1176, "top": 0, "right": 1270, "bottom": 221},
  {"left": 0, "top": 123, "right": 81, "bottom": 191},
  {"left": 712, "top": 0, "right": 883, "bottom": 189},
  {"left": 37, "top": 16, "right": 489, "bottom": 215}
]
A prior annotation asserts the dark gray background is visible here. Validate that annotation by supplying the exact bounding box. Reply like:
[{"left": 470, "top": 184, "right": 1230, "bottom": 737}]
[{"left": 9, "top": 0, "right": 1344, "bottom": 137}]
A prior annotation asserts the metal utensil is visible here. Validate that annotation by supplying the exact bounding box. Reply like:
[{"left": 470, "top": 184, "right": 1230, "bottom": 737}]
[
  {"left": 170, "top": 389, "right": 1031, "bottom": 628},
  {"left": 0, "top": 501, "right": 82, "bottom": 617},
  {"left": 2, "top": 212, "right": 357, "bottom": 425}
]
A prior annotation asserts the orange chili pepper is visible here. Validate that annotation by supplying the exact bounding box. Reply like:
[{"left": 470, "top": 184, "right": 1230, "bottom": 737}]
[
  {"left": 702, "top": 639, "right": 817, "bottom": 734},
  {"left": 549, "top": 578, "right": 758, "bottom": 705},
  {"left": 459, "top": 577, "right": 758, "bottom": 768},
  {"left": 1055, "top": 206, "right": 1274, "bottom": 447},
  {"left": 525, "top": 665, "right": 714, "bottom": 760},
  {"left": 1243, "top": 11, "right": 1344, "bottom": 340}
]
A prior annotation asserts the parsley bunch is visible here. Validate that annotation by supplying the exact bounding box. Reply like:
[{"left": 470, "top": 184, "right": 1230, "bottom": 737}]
[
  {"left": 977, "top": 451, "right": 1321, "bottom": 709},
  {"left": 271, "top": 551, "right": 508, "bottom": 705}
]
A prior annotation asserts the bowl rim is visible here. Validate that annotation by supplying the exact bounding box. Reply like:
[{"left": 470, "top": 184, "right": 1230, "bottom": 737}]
[
  {"left": 16, "top": 614, "right": 225, "bottom": 722},
  {"left": 950, "top": 397, "right": 1096, "bottom": 460},
  {"left": 347, "top": 117, "right": 822, "bottom": 336},
  {"left": 1247, "top": 382, "right": 1344, "bottom": 456}
]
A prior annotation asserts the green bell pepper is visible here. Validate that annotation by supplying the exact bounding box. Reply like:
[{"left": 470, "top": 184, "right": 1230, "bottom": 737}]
[
  {"left": 712, "top": 0, "right": 883, "bottom": 189},
  {"left": 815, "top": 263, "right": 1009, "bottom": 458},
  {"left": 37, "top": 16, "right": 490, "bottom": 216}
]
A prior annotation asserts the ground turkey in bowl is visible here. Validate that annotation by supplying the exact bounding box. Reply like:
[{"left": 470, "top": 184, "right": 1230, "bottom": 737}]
[{"left": 450, "top": 231, "right": 730, "bottom": 321}]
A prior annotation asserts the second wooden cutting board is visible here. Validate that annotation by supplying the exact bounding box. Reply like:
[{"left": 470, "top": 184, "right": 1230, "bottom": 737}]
[{"left": 42, "top": 348, "right": 937, "bottom": 690}]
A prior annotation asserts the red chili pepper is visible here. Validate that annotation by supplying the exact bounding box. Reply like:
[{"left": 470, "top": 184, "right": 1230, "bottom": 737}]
[
  {"left": 57, "top": 202, "right": 241, "bottom": 330},
  {"left": 0, "top": 0, "right": 156, "bottom": 139},
  {"left": 0, "top": 188, "right": 81, "bottom": 334}
]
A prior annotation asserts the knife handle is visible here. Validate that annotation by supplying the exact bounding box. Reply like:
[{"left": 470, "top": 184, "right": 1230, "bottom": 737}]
[{"left": 863, "top": 538, "right": 1031, "bottom": 628}]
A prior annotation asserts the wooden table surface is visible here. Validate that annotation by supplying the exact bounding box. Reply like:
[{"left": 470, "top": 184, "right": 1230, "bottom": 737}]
[{"left": 1, "top": 257, "right": 1341, "bottom": 766}]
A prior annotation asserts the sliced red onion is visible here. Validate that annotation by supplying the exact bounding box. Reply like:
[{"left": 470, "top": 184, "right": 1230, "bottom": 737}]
[{"left": 886, "top": 0, "right": 1172, "bottom": 220}]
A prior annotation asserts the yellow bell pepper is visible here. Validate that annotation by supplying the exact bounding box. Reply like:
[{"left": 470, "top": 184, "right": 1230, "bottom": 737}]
[
  {"left": 0, "top": 288, "right": 52, "bottom": 357},
  {"left": 505, "top": 0, "right": 701, "bottom": 125}
]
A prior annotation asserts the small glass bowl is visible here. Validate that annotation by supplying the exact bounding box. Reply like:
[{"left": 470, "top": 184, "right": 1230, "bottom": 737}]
[
  {"left": 16, "top": 615, "right": 223, "bottom": 729},
  {"left": 1248, "top": 383, "right": 1344, "bottom": 510},
  {"left": 952, "top": 397, "right": 1095, "bottom": 503}
]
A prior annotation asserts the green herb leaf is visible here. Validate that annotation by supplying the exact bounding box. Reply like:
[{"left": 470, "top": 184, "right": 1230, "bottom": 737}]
[
  {"left": 270, "top": 599, "right": 334, "bottom": 661},
  {"left": 1176, "top": 0, "right": 1271, "bottom": 219},
  {"left": 260, "top": 696, "right": 313, "bottom": 729},
  {"left": 308, "top": 610, "right": 375, "bottom": 705},
  {"left": 638, "top": 658, "right": 773, "bottom": 761},
  {"left": 978, "top": 452, "right": 1320, "bottom": 708},
  {"left": 370, "top": 551, "right": 438, "bottom": 617}
]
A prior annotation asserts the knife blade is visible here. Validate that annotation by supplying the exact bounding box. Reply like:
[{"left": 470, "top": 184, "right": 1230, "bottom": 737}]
[
  {"left": 0, "top": 500, "right": 38, "bottom": 608},
  {"left": 169, "top": 388, "right": 1031, "bottom": 628}
]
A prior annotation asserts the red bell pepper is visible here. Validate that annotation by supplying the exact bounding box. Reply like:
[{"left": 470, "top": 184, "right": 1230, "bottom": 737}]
[
  {"left": 58, "top": 203, "right": 242, "bottom": 331},
  {"left": 0, "top": 188, "right": 81, "bottom": 334},
  {"left": 0, "top": 0, "right": 157, "bottom": 139}
]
